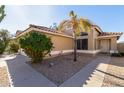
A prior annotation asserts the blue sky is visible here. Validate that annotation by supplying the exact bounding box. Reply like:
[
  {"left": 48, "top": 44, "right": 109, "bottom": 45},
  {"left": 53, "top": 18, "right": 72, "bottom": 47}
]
[{"left": 0, "top": 5, "right": 124, "bottom": 42}]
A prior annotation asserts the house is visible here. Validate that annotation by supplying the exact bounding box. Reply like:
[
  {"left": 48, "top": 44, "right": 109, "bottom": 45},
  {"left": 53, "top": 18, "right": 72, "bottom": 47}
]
[{"left": 16, "top": 24, "right": 123, "bottom": 55}]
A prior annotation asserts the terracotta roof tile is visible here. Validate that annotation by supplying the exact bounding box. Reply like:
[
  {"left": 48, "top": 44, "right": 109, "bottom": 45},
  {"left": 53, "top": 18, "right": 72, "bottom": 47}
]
[
  {"left": 29, "top": 24, "right": 56, "bottom": 32},
  {"left": 16, "top": 30, "right": 23, "bottom": 36},
  {"left": 99, "top": 32, "right": 123, "bottom": 36},
  {"left": 29, "top": 24, "right": 71, "bottom": 36},
  {"left": 92, "top": 25, "right": 103, "bottom": 33}
]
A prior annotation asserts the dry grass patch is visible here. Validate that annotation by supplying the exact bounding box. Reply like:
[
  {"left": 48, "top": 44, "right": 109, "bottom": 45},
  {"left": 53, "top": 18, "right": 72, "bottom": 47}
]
[
  {"left": 27, "top": 53, "right": 97, "bottom": 86},
  {"left": 0, "top": 67, "right": 10, "bottom": 87}
]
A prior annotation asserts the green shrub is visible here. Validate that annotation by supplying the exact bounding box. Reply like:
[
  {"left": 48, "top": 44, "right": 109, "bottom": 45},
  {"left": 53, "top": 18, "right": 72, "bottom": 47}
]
[
  {"left": 0, "top": 29, "right": 11, "bottom": 54},
  {"left": 111, "top": 53, "right": 122, "bottom": 57},
  {"left": 111, "top": 52, "right": 124, "bottom": 57},
  {"left": 9, "top": 41, "right": 19, "bottom": 53},
  {"left": 120, "top": 52, "right": 124, "bottom": 56},
  {"left": 19, "top": 32, "right": 53, "bottom": 63},
  {"left": 0, "top": 40, "right": 5, "bottom": 54}
]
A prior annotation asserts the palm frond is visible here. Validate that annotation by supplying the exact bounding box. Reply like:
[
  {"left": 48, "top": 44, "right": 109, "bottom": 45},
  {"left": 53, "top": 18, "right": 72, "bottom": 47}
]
[
  {"left": 58, "top": 20, "right": 71, "bottom": 31},
  {"left": 79, "top": 18, "right": 92, "bottom": 32},
  {"left": 69, "top": 10, "right": 75, "bottom": 17},
  {"left": 58, "top": 10, "right": 92, "bottom": 36},
  {"left": 0, "top": 5, "right": 6, "bottom": 23},
  {"left": 75, "top": 26, "right": 81, "bottom": 36}
]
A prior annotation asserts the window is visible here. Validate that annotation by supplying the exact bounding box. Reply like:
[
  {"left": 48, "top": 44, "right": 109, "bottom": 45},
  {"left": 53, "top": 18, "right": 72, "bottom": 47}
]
[
  {"left": 77, "top": 39, "right": 88, "bottom": 50},
  {"left": 80, "top": 32, "right": 88, "bottom": 36}
]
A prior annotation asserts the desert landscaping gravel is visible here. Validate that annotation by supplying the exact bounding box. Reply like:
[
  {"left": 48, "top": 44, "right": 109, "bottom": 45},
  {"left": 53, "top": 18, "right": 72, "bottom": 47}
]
[
  {"left": 102, "top": 57, "right": 124, "bottom": 87},
  {"left": 0, "top": 66, "right": 10, "bottom": 87},
  {"left": 28, "top": 53, "right": 97, "bottom": 86}
]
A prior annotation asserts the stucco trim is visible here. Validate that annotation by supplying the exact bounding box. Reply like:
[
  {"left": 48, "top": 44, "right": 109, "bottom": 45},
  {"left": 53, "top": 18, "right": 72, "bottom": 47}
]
[
  {"left": 96, "top": 35, "right": 121, "bottom": 39},
  {"left": 77, "top": 50, "right": 101, "bottom": 54},
  {"left": 77, "top": 36, "right": 88, "bottom": 39}
]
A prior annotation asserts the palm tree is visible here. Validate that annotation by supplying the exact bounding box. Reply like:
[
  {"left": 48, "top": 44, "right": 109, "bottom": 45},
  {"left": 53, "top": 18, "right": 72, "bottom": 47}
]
[
  {"left": 58, "top": 10, "right": 92, "bottom": 61},
  {"left": 0, "top": 5, "right": 6, "bottom": 23}
]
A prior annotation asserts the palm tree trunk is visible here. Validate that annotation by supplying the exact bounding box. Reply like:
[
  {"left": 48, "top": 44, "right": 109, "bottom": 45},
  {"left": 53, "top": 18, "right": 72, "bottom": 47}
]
[{"left": 74, "top": 34, "right": 77, "bottom": 61}]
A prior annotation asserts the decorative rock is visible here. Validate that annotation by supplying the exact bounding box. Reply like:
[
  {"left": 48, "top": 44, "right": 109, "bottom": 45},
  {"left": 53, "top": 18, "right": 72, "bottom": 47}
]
[{"left": 49, "top": 62, "right": 54, "bottom": 67}]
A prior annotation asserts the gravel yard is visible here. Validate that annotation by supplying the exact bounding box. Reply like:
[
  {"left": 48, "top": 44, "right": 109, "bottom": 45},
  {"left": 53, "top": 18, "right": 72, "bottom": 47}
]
[
  {"left": 0, "top": 66, "right": 10, "bottom": 87},
  {"left": 102, "top": 57, "right": 124, "bottom": 87},
  {"left": 28, "top": 53, "right": 97, "bottom": 86}
]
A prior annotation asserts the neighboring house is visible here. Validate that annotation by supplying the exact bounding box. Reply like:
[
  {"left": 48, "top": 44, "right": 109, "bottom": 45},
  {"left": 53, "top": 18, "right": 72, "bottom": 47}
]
[{"left": 16, "top": 24, "right": 123, "bottom": 54}]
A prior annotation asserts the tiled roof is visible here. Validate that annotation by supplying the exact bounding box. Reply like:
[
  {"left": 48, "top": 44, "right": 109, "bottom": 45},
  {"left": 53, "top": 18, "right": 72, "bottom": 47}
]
[
  {"left": 16, "top": 30, "right": 23, "bottom": 36},
  {"left": 29, "top": 24, "right": 56, "bottom": 32},
  {"left": 29, "top": 24, "right": 71, "bottom": 36},
  {"left": 99, "top": 32, "right": 123, "bottom": 36},
  {"left": 16, "top": 24, "right": 123, "bottom": 39},
  {"left": 92, "top": 25, "right": 103, "bottom": 33},
  {"left": 16, "top": 24, "right": 73, "bottom": 38}
]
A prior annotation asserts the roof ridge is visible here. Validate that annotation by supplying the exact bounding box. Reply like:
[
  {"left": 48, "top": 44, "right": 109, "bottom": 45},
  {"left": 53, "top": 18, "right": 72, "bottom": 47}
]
[
  {"left": 30, "top": 24, "right": 48, "bottom": 28},
  {"left": 29, "top": 24, "right": 73, "bottom": 36}
]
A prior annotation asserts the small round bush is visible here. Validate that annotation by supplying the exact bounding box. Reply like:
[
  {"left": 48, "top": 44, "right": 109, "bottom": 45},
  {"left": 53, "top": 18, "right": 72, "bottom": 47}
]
[
  {"left": 19, "top": 32, "right": 53, "bottom": 63},
  {"left": 9, "top": 41, "right": 19, "bottom": 53}
]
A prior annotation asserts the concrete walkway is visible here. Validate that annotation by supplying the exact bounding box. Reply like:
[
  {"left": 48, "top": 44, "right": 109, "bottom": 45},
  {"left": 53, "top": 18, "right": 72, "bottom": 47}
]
[
  {"left": 60, "top": 55, "right": 110, "bottom": 87},
  {"left": 1, "top": 54, "right": 56, "bottom": 87}
]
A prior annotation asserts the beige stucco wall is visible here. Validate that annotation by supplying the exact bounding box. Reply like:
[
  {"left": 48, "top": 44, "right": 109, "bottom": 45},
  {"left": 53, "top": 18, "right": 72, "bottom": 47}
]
[
  {"left": 44, "top": 33, "right": 74, "bottom": 51},
  {"left": 93, "top": 29, "right": 100, "bottom": 50},
  {"left": 88, "top": 29, "right": 94, "bottom": 50},
  {"left": 100, "top": 39, "right": 110, "bottom": 52},
  {"left": 117, "top": 43, "right": 124, "bottom": 52},
  {"left": 96, "top": 39, "right": 100, "bottom": 50},
  {"left": 17, "top": 26, "right": 119, "bottom": 53},
  {"left": 111, "top": 37, "right": 117, "bottom": 51},
  {"left": 97, "top": 37, "right": 117, "bottom": 52},
  {"left": 17, "top": 27, "right": 74, "bottom": 51},
  {"left": 88, "top": 28, "right": 99, "bottom": 50}
]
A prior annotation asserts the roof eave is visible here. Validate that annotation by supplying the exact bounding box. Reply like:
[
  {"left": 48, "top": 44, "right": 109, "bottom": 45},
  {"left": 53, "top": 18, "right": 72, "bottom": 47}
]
[
  {"left": 16, "top": 26, "right": 74, "bottom": 39},
  {"left": 96, "top": 35, "right": 122, "bottom": 39}
]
